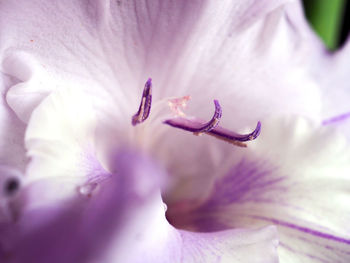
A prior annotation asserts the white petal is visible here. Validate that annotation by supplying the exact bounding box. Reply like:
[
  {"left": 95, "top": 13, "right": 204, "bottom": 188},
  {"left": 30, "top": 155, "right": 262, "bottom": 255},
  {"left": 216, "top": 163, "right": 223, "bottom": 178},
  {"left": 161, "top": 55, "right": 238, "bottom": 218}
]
[
  {"left": 1, "top": 52, "right": 52, "bottom": 123},
  {"left": 168, "top": 117, "right": 350, "bottom": 262},
  {"left": 314, "top": 39, "right": 350, "bottom": 138},
  {"left": 1, "top": 0, "right": 322, "bottom": 126},
  {"left": 0, "top": 72, "right": 26, "bottom": 169},
  {"left": 319, "top": 39, "right": 350, "bottom": 119},
  {"left": 0, "top": 150, "right": 279, "bottom": 263},
  {"left": 25, "top": 87, "right": 100, "bottom": 183},
  {"left": 282, "top": 2, "right": 350, "bottom": 135},
  {"left": 17, "top": 86, "right": 280, "bottom": 261},
  {"left": 284, "top": 1, "right": 350, "bottom": 125},
  {"left": 179, "top": 226, "right": 279, "bottom": 263}
]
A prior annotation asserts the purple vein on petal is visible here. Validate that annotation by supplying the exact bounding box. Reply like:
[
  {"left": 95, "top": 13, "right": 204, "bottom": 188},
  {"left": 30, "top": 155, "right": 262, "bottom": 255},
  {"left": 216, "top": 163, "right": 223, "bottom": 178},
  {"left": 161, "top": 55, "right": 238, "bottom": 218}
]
[
  {"left": 164, "top": 100, "right": 222, "bottom": 133},
  {"left": 131, "top": 78, "right": 152, "bottom": 126},
  {"left": 252, "top": 216, "right": 350, "bottom": 245},
  {"left": 322, "top": 112, "right": 350, "bottom": 125},
  {"left": 164, "top": 100, "right": 261, "bottom": 147}
]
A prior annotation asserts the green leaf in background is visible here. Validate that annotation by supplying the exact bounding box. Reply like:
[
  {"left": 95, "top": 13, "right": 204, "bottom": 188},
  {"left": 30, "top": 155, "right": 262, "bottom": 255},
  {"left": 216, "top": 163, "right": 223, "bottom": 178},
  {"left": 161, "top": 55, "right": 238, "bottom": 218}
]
[{"left": 303, "top": 0, "right": 346, "bottom": 50}]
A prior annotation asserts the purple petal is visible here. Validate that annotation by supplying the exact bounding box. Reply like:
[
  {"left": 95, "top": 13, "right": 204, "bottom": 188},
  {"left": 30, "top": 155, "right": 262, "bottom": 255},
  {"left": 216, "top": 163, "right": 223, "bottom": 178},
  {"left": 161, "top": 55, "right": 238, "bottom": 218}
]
[
  {"left": 0, "top": 150, "right": 160, "bottom": 263},
  {"left": 167, "top": 117, "right": 350, "bottom": 262},
  {"left": 0, "top": 150, "right": 279, "bottom": 263}
]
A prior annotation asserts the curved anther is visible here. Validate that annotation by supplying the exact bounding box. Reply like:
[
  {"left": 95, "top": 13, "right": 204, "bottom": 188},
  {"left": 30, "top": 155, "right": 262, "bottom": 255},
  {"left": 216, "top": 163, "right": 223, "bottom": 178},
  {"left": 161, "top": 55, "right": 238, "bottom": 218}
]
[
  {"left": 207, "top": 121, "right": 261, "bottom": 147},
  {"left": 132, "top": 78, "right": 152, "bottom": 126},
  {"left": 201, "top": 100, "right": 222, "bottom": 132}
]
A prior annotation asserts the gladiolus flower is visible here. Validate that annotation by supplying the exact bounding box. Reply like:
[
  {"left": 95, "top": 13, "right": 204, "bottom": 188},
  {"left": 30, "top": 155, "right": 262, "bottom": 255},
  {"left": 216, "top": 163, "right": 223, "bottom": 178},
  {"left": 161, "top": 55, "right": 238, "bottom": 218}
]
[{"left": 1, "top": 0, "right": 350, "bottom": 262}]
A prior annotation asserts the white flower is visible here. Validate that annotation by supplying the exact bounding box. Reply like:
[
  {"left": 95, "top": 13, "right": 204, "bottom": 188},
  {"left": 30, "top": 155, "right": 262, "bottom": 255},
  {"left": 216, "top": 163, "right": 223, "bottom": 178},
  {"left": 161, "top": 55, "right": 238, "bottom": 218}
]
[{"left": 0, "top": 0, "right": 350, "bottom": 262}]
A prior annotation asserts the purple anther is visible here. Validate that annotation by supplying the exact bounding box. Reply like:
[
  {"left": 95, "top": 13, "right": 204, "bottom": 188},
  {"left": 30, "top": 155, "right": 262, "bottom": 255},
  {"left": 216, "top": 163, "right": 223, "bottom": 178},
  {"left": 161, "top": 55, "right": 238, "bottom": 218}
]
[
  {"left": 206, "top": 121, "right": 261, "bottom": 146},
  {"left": 164, "top": 99, "right": 261, "bottom": 147},
  {"left": 132, "top": 78, "right": 152, "bottom": 126},
  {"left": 164, "top": 100, "right": 222, "bottom": 133}
]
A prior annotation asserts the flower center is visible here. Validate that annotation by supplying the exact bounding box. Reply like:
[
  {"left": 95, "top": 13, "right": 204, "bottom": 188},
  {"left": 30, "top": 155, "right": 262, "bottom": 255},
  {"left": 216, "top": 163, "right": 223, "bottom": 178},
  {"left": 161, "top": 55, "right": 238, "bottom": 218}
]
[{"left": 131, "top": 79, "right": 261, "bottom": 147}]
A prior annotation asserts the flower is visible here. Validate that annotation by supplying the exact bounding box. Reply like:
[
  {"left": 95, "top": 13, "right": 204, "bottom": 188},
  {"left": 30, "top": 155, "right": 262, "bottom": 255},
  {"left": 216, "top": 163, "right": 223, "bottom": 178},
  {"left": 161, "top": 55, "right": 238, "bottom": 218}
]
[{"left": 1, "top": 0, "right": 350, "bottom": 262}]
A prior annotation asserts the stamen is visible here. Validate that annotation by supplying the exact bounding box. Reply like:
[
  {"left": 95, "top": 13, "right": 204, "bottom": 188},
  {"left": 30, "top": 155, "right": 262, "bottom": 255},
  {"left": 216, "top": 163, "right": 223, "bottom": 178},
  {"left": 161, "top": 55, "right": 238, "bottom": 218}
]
[
  {"left": 131, "top": 78, "right": 152, "bottom": 126},
  {"left": 164, "top": 100, "right": 261, "bottom": 147},
  {"left": 207, "top": 121, "right": 261, "bottom": 147}
]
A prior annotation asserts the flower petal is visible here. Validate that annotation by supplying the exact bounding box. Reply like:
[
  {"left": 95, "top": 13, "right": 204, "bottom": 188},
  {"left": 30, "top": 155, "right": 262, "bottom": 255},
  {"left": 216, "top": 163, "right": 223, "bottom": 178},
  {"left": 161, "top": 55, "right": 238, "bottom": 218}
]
[
  {"left": 1, "top": 0, "right": 322, "bottom": 126},
  {"left": 0, "top": 150, "right": 279, "bottom": 263},
  {"left": 1, "top": 52, "right": 53, "bottom": 123},
  {"left": 5, "top": 85, "right": 280, "bottom": 262},
  {"left": 316, "top": 39, "right": 350, "bottom": 137},
  {"left": 24, "top": 87, "right": 100, "bottom": 183},
  {"left": 179, "top": 226, "right": 279, "bottom": 263},
  {"left": 282, "top": 1, "right": 350, "bottom": 135},
  {"left": 168, "top": 117, "right": 350, "bottom": 262},
  {"left": 321, "top": 38, "right": 350, "bottom": 118},
  {"left": 0, "top": 72, "right": 26, "bottom": 170}
]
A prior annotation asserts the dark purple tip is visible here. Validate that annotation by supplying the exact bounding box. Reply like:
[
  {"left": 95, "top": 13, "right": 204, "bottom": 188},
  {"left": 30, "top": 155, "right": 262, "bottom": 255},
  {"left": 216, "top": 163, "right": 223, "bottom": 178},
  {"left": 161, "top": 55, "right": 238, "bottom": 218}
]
[
  {"left": 249, "top": 121, "right": 261, "bottom": 140},
  {"left": 131, "top": 79, "right": 153, "bottom": 126},
  {"left": 146, "top": 78, "right": 152, "bottom": 86}
]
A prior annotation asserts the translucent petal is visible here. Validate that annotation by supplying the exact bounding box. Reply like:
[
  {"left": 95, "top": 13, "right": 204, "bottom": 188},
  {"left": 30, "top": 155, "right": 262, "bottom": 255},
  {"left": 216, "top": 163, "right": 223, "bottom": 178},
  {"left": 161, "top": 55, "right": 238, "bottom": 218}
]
[{"left": 168, "top": 117, "right": 350, "bottom": 262}]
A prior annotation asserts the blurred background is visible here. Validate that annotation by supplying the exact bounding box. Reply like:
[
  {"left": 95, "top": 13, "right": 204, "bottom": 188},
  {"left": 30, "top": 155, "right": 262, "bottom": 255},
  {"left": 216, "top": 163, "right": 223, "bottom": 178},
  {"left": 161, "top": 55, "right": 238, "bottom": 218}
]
[{"left": 303, "top": 0, "right": 350, "bottom": 50}]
